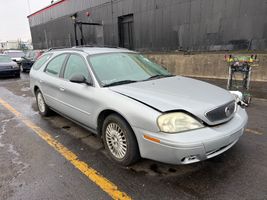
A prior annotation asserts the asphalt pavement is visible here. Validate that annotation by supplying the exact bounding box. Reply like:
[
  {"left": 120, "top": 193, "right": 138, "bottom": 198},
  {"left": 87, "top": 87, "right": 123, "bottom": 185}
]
[{"left": 0, "top": 73, "right": 267, "bottom": 200}]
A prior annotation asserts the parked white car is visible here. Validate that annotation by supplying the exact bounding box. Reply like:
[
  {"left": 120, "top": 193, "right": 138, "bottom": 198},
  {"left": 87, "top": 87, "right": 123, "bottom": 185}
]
[{"left": 4, "top": 50, "right": 25, "bottom": 65}]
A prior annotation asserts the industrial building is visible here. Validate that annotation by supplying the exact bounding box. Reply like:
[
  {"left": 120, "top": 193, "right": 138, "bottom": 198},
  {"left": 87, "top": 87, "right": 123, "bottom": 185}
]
[{"left": 28, "top": 0, "right": 267, "bottom": 51}]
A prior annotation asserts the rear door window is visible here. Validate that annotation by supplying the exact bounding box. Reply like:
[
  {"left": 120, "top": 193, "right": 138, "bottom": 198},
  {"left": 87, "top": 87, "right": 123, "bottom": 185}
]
[
  {"left": 45, "top": 54, "right": 68, "bottom": 77},
  {"left": 32, "top": 53, "right": 52, "bottom": 70}
]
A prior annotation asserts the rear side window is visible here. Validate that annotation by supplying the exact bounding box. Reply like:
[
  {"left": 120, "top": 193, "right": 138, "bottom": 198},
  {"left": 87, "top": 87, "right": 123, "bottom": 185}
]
[
  {"left": 32, "top": 53, "right": 52, "bottom": 70},
  {"left": 45, "top": 54, "right": 67, "bottom": 77}
]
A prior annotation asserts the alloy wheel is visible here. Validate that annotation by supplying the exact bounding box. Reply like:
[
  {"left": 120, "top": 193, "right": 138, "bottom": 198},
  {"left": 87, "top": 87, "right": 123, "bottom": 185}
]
[{"left": 105, "top": 123, "right": 127, "bottom": 159}]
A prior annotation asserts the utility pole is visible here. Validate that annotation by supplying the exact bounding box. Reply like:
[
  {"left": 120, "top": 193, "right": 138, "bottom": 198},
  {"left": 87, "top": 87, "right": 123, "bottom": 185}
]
[
  {"left": 27, "top": 0, "right": 31, "bottom": 14},
  {"left": 44, "top": 29, "right": 49, "bottom": 49}
]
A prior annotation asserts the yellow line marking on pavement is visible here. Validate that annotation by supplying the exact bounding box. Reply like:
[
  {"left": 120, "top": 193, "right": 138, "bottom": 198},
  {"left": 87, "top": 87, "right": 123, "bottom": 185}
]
[
  {"left": 0, "top": 98, "right": 131, "bottom": 200},
  {"left": 245, "top": 128, "right": 263, "bottom": 135}
]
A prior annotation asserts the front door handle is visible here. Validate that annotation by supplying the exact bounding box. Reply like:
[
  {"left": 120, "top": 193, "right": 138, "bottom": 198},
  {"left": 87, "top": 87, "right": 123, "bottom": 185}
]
[{"left": 59, "top": 87, "right": 65, "bottom": 91}]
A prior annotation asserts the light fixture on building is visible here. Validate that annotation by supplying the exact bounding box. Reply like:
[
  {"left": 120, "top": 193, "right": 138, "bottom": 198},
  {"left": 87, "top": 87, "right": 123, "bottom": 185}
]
[{"left": 71, "top": 13, "right": 77, "bottom": 21}]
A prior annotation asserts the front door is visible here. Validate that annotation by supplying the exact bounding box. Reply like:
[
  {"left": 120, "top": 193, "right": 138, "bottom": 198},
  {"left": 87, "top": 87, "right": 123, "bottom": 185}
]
[{"left": 58, "top": 53, "right": 96, "bottom": 128}]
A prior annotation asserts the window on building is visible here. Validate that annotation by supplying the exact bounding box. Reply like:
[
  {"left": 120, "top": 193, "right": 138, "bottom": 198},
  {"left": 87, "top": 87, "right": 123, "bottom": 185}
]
[{"left": 118, "top": 14, "right": 134, "bottom": 50}]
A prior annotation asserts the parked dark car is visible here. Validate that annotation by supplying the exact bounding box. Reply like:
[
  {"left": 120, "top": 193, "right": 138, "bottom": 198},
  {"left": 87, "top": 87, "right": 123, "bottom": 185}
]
[
  {"left": 0, "top": 54, "right": 20, "bottom": 78},
  {"left": 21, "top": 50, "right": 44, "bottom": 72}
]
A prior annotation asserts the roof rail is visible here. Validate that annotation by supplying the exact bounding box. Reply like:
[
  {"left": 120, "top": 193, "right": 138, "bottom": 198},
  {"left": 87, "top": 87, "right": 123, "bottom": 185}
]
[
  {"left": 45, "top": 45, "right": 126, "bottom": 53},
  {"left": 47, "top": 46, "right": 84, "bottom": 52},
  {"left": 72, "top": 45, "right": 125, "bottom": 49},
  {"left": 46, "top": 46, "right": 68, "bottom": 51}
]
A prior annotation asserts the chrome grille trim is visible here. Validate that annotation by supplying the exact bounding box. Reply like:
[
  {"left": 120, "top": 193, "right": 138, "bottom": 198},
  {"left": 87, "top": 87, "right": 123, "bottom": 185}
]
[
  {"left": 0, "top": 65, "right": 12, "bottom": 70},
  {"left": 205, "top": 100, "right": 236, "bottom": 123}
]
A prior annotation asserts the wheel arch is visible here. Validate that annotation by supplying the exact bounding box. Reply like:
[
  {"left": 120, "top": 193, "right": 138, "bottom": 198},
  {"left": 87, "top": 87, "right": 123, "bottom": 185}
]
[
  {"left": 33, "top": 85, "right": 40, "bottom": 96},
  {"left": 97, "top": 109, "right": 135, "bottom": 137},
  {"left": 99, "top": 109, "right": 141, "bottom": 165}
]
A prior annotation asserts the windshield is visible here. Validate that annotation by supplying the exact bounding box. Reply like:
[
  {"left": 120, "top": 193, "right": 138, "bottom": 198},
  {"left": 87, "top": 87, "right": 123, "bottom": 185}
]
[
  {"left": 0, "top": 55, "right": 12, "bottom": 63},
  {"left": 6, "top": 51, "right": 25, "bottom": 58},
  {"left": 25, "top": 51, "right": 33, "bottom": 58},
  {"left": 88, "top": 53, "right": 171, "bottom": 86}
]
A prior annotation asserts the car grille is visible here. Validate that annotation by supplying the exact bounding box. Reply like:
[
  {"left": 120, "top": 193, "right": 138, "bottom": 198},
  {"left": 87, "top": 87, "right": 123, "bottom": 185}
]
[
  {"left": 205, "top": 100, "right": 236, "bottom": 123},
  {"left": 1, "top": 65, "right": 12, "bottom": 70}
]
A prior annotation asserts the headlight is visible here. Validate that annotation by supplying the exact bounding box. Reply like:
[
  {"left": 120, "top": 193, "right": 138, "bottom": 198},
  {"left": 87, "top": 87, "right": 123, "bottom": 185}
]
[{"left": 157, "top": 112, "right": 204, "bottom": 133}]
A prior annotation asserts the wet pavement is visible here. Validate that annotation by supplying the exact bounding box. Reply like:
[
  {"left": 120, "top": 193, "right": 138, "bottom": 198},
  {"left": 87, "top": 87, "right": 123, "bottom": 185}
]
[{"left": 0, "top": 73, "right": 267, "bottom": 200}]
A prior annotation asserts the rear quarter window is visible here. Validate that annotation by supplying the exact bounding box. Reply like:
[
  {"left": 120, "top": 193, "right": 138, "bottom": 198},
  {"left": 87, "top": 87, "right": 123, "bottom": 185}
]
[{"left": 32, "top": 53, "right": 53, "bottom": 70}]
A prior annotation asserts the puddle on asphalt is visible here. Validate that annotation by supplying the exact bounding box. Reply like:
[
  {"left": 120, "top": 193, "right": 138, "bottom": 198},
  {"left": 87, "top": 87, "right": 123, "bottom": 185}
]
[
  {"left": 20, "top": 87, "right": 30, "bottom": 92},
  {"left": 0, "top": 75, "right": 32, "bottom": 97},
  {"left": 0, "top": 88, "right": 38, "bottom": 117},
  {"left": 126, "top": 159, "right": 204, "bottom": 177},
  {"left": 97, "top": 144, "right": 204, "bottom": 177}
]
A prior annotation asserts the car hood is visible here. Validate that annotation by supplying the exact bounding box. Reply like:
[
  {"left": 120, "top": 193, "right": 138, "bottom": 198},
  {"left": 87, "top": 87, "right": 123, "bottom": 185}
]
[{"left": 110, "top": 76, "right": 234, "bottom": 124}]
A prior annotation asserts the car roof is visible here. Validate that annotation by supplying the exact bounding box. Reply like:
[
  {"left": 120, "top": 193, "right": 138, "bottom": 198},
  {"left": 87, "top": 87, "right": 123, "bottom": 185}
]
[
  {"left": 81, "top": 47, "right": 134, "bottom": 55},
  {"left": 48, "top": 47, "right": 134, "bottom": 55},
  {"left": 4, "top": 50, "right": 24, "bottom": 53}
]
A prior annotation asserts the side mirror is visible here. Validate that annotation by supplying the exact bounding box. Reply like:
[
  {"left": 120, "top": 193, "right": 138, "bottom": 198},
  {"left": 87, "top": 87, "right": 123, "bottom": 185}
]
[{"left": 69, "top": 74, "right": 92, "bottom": 86}]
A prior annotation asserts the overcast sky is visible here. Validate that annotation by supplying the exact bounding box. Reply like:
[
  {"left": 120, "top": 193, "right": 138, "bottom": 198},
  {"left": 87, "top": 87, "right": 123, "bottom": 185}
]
[{"left": 0, "top": 0, "right": 51, "bottom": 41}]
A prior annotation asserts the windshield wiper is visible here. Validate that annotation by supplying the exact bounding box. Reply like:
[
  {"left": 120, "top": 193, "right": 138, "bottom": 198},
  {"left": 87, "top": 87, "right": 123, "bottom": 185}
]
[
  {"left": 145, "top": 74, "right": 175, "bottom": 81},
  {"left": 103, "top": 80, "right": 138, "bottom": 87}
]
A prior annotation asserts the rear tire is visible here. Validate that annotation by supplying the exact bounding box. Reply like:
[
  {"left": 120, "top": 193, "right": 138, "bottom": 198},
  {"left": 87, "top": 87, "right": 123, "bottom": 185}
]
[
  {"left": 36, "top": 89, "right": 51, "bottom": 116},
  {"left": 102, "top": 114, "right": 140, "bottom": 166}
]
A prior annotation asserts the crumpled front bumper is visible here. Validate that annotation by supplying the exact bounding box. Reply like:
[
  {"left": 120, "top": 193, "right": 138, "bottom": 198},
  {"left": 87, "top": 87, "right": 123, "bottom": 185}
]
[{"left": 133, "top": 107, "right": 248, "bottom": 165}]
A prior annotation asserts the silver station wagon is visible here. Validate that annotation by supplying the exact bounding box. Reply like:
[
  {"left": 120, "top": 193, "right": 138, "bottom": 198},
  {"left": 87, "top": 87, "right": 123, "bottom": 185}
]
[{"left": 30, "top": 47, "right": 248, "bottom": 166}]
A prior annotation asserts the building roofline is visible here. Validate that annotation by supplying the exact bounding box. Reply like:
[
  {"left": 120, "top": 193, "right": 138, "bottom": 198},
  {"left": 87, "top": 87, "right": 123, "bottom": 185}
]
[{"left": 27, "top": 0, "right": 66, "bottom": 18}]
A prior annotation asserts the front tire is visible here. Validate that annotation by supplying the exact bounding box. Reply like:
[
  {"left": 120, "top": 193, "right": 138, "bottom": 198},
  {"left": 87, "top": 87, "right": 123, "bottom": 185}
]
[
  {"left": 102, "top": 114, "right": 140, "bottom": 166},
  {"left": 36, "top": 89, "right": 51, "bottom": 116}
]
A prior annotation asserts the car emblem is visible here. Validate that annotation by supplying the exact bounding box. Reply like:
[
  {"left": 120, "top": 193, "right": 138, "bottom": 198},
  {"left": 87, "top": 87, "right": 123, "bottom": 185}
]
[{"left": 225, "top": 106, "right": 232, "bottom": 117}]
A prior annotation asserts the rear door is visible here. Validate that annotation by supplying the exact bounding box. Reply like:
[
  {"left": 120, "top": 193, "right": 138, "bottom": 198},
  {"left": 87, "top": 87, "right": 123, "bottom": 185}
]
[{"left": 40, "top": 53, "right": 69, "bottom": 111}]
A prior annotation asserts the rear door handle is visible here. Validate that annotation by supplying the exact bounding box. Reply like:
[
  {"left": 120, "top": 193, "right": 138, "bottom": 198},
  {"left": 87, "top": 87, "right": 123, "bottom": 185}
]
[
  {"left": 39, "top": 79, "right": 44, "bottom": 83},
  {"left": 59, "top": 87, "right": 65, "bottom": 91}
]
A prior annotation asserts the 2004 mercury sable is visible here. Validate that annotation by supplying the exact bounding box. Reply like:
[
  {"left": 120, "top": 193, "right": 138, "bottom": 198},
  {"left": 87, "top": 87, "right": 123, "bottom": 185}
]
[{"left": 30, "top": 47, "right": 248, "bottom": 166}]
